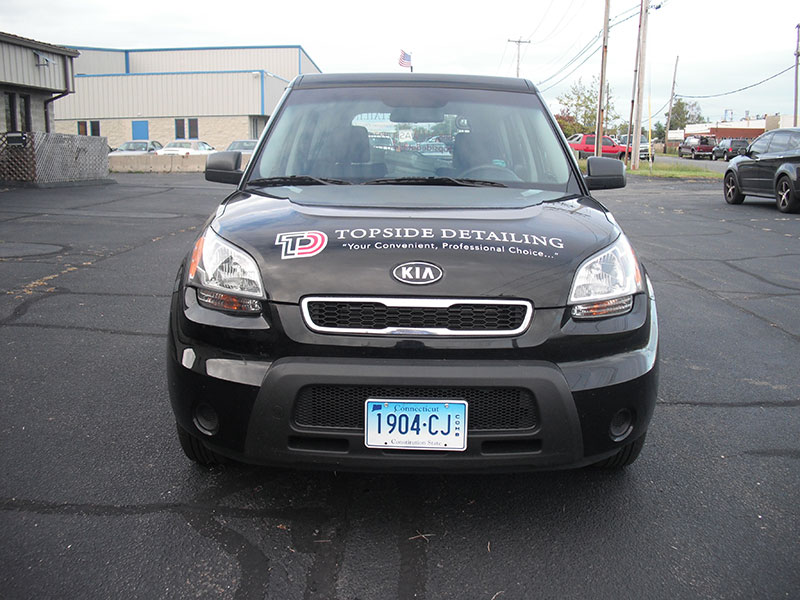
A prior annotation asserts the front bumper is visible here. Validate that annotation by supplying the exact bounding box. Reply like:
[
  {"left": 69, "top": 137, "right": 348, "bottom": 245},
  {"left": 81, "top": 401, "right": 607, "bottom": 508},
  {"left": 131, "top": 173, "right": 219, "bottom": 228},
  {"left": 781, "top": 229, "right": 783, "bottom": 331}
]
[{"left": 167, "top": 280, "right": 659, "bottom": 472}]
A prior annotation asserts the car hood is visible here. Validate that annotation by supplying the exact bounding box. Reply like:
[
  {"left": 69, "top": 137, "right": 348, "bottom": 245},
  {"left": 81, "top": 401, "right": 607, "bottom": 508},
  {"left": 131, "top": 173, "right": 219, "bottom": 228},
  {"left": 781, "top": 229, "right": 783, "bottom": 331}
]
[{"left": 210, "top": 186, "right": 620, "bottom": 307}]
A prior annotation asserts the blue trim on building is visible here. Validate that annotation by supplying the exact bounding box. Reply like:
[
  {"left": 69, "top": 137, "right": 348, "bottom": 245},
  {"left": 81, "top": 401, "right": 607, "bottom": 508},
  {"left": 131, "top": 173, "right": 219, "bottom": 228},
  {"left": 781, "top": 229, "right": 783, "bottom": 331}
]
[
  {"left": 75, "top": 69, "right": 290, "bottom": 83},
  {"left": 260, "top": 71, "right": 265, "bottom": 114},
  {"left": 298, "top": 46, "right": 322, "bottom": 73},
  {"left": 124, "top": 51, "right": 130, "bottom": 74},
  {"left": 69, "top": 44, "right": 305, "bottom": 53}
]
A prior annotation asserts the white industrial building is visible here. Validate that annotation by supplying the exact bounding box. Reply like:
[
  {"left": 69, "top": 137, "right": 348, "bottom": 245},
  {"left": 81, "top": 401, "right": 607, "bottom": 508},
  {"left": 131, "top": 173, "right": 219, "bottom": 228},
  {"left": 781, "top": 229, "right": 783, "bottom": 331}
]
[{"left": 53, "top": 45, "right": 322, "bottom": 150}]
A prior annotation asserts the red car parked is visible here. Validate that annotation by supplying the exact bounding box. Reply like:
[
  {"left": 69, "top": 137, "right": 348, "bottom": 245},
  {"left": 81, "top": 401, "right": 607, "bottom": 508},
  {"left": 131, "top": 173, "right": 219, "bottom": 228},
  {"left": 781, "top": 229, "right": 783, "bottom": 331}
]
[{"left": 567, "top": 133, "right": 628, "bottom": 159}]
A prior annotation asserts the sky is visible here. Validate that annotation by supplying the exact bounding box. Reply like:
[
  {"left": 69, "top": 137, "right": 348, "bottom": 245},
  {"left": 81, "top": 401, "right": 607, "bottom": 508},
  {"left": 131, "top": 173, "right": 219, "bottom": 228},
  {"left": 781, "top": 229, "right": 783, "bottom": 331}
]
[{"left": 2, "top": 0, "right": 798, "bottom": 126}]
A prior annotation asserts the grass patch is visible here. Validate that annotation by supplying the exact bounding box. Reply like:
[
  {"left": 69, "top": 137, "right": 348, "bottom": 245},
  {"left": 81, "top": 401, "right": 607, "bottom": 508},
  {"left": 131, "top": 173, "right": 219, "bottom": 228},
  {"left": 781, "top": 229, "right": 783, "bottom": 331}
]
[{"left": 577, "top": 159, "right": 723, "bottom": 179}]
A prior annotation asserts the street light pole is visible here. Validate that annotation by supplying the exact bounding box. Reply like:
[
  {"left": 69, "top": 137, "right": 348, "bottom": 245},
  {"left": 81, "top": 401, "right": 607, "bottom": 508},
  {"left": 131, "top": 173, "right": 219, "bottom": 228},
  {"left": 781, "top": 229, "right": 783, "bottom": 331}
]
[
  {"left": 595, "top": 0, "right": 611, "bottom": 157},
  {"left": 508, "top": 39, "right": 530, "bottom": 78},
  {"left": 664, "top": 56, "right": 679, "bottom": 154},
  {"left": 632, "top": 2, "right": 649, "bottom": 170},
  {"left": 794, "top": 23, "right": 799, "bottom": 127}
]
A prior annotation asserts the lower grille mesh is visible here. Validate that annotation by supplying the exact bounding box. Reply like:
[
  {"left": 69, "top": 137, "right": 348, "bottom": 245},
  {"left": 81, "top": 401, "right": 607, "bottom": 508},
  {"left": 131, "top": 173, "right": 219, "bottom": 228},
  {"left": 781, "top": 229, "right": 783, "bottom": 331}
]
[{"left": 293, "top": 385, "right": 539, "bottom": 431}]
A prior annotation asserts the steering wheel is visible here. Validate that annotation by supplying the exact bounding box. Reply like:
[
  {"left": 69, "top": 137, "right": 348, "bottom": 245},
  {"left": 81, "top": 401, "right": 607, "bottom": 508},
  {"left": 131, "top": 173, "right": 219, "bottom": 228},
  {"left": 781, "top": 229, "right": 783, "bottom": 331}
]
[{"left": 458, "top": 164, "right": 522, "bottom": 181}]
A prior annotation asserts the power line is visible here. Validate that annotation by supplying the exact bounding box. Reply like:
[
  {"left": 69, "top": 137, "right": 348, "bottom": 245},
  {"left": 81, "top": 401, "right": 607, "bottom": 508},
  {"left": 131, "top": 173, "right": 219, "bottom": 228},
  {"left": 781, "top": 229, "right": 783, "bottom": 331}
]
[
  {"left": 524, "top": 0, "right": 557, "bottom": 42},
  {"left": 536, "top": 9, "right": 640, "bottom": 88},
  {"left": 539, "top": 43, "right": 602, "bottom": 92},
  {"left": 534, "top": 2, "right": 638, "bottom": 83},
  {"left": 676, "top": 65, "right": 794, "bottom": 99}
]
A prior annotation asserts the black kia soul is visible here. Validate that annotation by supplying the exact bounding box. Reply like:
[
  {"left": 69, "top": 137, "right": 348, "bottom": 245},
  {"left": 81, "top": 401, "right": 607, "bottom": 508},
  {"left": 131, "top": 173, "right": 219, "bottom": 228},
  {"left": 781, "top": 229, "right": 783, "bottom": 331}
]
[{"left": 167, "top": 73, "right": 658, "bottom": 471}]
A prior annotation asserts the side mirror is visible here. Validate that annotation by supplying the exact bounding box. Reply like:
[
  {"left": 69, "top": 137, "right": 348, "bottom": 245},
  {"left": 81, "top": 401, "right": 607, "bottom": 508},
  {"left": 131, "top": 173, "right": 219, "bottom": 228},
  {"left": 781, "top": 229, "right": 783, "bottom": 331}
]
[
  {"left": 584, "top": 156, "right": 626, "bottom": 190},
  {"left": 206, "top": 151, "right": 243, "bottom": 185}
]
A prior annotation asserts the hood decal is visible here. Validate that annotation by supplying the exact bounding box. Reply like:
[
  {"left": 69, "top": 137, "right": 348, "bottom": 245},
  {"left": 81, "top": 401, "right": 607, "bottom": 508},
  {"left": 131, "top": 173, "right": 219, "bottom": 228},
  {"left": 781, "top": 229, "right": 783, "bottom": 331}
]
[{"left": 275, "top": 231, "right": 328, "bottom": 259}]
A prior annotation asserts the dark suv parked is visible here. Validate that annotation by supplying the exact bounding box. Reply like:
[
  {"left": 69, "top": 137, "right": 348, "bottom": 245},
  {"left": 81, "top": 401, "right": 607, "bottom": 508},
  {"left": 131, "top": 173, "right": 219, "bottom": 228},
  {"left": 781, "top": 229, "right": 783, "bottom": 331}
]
[
  {"left": 724, "top": 128, "right": 800, "bottom": 213},
  {"left": 677, "top": 135, "right": 716, "bottom": 159},
  {"left": 169, "top": 73, "right": 658, "bottom": 473},
  {"left": 711, "top": 138, "right": 748, "bottom": 161}
]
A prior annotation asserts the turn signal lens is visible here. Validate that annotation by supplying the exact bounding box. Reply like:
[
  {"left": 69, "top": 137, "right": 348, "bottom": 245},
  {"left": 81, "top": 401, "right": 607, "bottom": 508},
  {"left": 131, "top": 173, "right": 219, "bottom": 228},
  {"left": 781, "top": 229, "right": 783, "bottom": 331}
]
[
  {"left": 571, "top": 295, "right": 633, "bottom": 319},
  {"left": 196, "top": 289, "right": 262, "bottom": 314}
]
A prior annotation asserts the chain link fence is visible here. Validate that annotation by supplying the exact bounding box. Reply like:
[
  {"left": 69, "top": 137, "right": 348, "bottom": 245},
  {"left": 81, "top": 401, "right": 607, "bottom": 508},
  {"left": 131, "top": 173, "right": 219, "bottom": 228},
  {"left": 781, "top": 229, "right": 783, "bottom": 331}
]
[{"left": 0, "top": 132, "right": 109, "bottom": 184}]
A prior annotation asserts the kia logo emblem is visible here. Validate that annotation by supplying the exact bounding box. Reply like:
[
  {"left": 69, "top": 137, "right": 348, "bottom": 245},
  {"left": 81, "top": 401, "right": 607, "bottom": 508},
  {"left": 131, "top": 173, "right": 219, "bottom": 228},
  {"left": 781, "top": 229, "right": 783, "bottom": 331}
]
[{"left": 392, "top": 262, "right": 443, "bottom": 285}]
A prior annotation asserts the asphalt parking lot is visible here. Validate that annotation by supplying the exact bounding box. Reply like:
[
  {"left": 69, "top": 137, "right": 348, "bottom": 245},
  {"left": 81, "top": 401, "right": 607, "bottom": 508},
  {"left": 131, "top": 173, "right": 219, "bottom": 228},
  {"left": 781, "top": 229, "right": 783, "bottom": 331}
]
[{"left": 1, "top": 173, "right": 798, "bottom": 599}]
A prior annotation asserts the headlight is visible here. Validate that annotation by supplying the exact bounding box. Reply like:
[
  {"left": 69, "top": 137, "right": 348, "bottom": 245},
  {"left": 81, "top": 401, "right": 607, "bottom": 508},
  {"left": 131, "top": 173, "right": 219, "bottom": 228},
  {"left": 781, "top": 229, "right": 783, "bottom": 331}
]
[
  {"left": 568, "top": 234, "right": 643, "bottom": 319},
  {"left": 188, "top": 227, "right": 264, "bottom": 313}
]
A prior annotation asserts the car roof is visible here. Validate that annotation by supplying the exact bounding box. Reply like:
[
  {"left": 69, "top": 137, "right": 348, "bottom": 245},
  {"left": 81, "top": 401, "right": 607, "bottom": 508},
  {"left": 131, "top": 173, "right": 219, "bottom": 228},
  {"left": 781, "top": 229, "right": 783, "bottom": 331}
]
[{"left": 291, "top": 72, "right": 536, "bottom": 93}]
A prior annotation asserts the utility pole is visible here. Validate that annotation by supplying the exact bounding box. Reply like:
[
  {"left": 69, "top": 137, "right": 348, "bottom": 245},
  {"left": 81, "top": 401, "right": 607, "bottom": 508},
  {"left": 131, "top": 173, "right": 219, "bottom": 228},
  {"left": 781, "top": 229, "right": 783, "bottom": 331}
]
[
  {"left": 664, "top": 56, "right": 679, "bottom": 154},
  {"left": 594, "top": 0, "right": 611, "bottom": 157},
  {"left": 625, "top": 0, "right": 646, "bottom": 167},
  {"left": 632, "top": 1, "right": 649, "bottom": 170},
  {"left": 508, "top": 38, "right": 531, "bottom": 78},
  {"left": 794, "top": 23, "right": 799, "bottom": 127}
]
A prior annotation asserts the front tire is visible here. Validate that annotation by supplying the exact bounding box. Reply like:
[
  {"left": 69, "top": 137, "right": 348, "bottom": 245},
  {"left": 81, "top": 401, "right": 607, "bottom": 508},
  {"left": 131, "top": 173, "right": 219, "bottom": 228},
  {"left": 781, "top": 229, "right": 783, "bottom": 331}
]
[
  {"left": 177, "top": 423, "right": 225, "bottom": 466},
  {"left": 592, "top": 434, "right": 646, "bottom": 469},
  {"left": 724, "top": 172, "right": 745, "bottom": 205},
  {"left": 776, "top": 175, "right": 799, "bottom": 213}
]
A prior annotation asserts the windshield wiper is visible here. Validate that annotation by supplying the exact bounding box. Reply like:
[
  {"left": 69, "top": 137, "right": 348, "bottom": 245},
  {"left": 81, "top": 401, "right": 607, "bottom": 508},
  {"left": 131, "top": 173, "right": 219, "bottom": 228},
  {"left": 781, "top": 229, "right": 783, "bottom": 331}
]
[
  {"left": 364, "top": 176, "right": 507, "bottom": 188},
  {"left": 246, "top": 175, "right": 351, "bottom": 187}
]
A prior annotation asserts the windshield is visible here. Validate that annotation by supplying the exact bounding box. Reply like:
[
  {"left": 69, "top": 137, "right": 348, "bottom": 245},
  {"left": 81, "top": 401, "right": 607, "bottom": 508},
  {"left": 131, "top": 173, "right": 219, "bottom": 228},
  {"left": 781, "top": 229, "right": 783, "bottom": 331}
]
[
  {"left": 250, "top": 86, "right": 571, "bottom": 190},
  {"left": 166, "top": 142, "right": 192, "bottom": 149},
  {"left": 118, "top": 142, "right": 148, "bottom": 151},
  {"left": 228, "top": 140, "right": 257, "bottom": 151}
]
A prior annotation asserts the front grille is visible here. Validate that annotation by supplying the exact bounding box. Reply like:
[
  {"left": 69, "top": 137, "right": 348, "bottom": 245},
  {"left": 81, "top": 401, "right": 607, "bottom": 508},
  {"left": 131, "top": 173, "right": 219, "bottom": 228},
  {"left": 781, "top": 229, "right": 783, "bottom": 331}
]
[
  {"left": 293, "top": 385, "right": 539, "bottom": 432},
  {"left": 301, "top": 297, "right": 532, "bottom": 336}
]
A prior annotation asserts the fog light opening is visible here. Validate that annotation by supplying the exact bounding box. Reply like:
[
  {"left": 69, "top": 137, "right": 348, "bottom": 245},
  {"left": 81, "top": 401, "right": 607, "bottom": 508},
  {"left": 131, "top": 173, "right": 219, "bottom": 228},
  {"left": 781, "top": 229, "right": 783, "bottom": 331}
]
[
  {"left": 193, "top": 403, "right": 219, "bottom": 436},
  {"left": 609, "top": 408, "right": 634, "bottom": 442}
]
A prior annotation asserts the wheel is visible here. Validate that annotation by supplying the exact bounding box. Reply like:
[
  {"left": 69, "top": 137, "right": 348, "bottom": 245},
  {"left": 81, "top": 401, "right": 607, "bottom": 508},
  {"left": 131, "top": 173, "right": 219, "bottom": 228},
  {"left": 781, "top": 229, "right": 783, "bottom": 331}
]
[
  {"left": 691, "top": 149, "right": 697, "bottom": 160},
  {"left": 177, "top": 423, "right": 225, "bottom": 466},
  {"left": 724, "top": 172, "right": 745, "bottom": 205},
  {"left": 711, "top": 152, "right": 717, "bottom": 161},
  {"left": 591, "top": 434, "right": 646, "bottom": 469},
  {"left": 723, "top": 152, "right": 730, "bottom": 161},
  {"left": 577, "top": 151, "right": 586, "bottom": 159},
  {"left": 618, "top": 153, "right": 626, "bottom": 160},
  {"left": 775, "top": 175, "right": 799, "bottom": 213}
]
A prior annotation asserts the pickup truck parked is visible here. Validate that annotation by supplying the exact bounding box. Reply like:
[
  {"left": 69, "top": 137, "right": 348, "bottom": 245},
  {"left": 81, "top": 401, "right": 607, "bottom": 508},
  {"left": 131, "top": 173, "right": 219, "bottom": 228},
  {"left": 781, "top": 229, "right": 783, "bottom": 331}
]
[{"left": 567, "top": 133, "right": 628, "bottom": 160}]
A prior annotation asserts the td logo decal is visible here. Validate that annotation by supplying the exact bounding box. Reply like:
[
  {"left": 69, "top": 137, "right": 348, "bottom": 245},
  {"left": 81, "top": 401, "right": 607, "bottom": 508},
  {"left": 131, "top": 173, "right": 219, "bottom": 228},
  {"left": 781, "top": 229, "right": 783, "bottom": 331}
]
[{"left": 275, "top": 231, "right": 328, "bottom": 259}]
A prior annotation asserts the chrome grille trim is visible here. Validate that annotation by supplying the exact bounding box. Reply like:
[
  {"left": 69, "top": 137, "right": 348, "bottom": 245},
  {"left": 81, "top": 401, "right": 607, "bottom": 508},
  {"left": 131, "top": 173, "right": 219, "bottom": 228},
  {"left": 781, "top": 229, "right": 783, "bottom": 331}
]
[{"left": 300, "top": 296, "right": 533, "bottom": 337}]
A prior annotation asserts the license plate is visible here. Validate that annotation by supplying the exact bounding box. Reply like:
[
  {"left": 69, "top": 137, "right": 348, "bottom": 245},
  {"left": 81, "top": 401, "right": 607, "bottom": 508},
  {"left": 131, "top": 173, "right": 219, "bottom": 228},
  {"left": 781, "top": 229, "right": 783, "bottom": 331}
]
[{"left": 365, "top": 399, "right": 467, "bottom": 451}]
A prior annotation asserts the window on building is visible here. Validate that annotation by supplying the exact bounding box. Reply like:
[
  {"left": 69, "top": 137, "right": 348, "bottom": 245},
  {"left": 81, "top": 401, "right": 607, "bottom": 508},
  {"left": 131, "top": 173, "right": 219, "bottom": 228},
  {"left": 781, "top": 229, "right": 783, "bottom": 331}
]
[
  {"left": 188, "top": 118, "right": 198, "bottom": 139},
  {"left": 4, "top": 93, "right": 18, "bottom": 131},
  {"left": 77, "top": 121, "right": 88, "bottom": 135},
  {"left": 19, "top": 95, "right": 32, "bottom": 132},
  {"left": 175, "top": 119, "right": 185, "bottom": 139},
  {"left": 90, "top": 120, "right": 100, "bottom": 136}
]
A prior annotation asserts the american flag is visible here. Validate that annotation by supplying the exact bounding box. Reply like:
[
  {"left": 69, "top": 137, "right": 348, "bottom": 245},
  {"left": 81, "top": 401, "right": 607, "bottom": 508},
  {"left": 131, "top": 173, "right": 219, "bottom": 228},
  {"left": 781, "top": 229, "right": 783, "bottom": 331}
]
[{"left": 398, "top": 50, "right": 412, "bottom": 68}]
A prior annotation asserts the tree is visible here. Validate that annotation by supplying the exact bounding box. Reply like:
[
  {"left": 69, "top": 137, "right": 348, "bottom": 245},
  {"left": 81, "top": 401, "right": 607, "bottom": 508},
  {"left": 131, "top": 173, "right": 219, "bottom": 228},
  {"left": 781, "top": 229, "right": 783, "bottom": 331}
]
[
  {"left": 555, "top": 112, "right": 581, "bottom": 138},
  {"left": 556, "top": 76, "right": 620, "bottom": 136},
  {"left": 653, "top": 121, "right": 665, "bottom": 142},
  {"left": 666, "top": 99, "right": 706, "bottom": 130}
]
